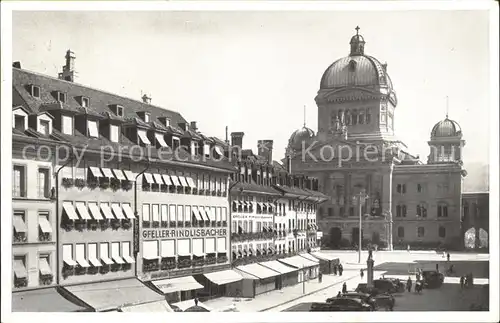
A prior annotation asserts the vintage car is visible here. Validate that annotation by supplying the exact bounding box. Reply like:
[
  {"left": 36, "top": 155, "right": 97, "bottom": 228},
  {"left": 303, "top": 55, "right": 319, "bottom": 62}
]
[
  {"left": 326, "top": 292, "right": 377, "bottom": 310},
  {"left": 310, "top": 298, "right": 373, "bottom": 312},
  {"left": 421, "top": 270, "right": 444, "bottom": 288}
]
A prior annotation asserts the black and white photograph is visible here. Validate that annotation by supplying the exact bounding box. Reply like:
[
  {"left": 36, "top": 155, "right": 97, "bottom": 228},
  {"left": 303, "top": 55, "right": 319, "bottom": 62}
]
[{"left": 1, "top": 1, "right": 498, "bottom": 322}]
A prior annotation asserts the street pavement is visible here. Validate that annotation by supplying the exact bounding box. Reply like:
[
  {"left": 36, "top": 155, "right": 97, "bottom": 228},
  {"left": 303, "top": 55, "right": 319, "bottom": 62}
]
[
  {"left": 278, "top": 251, "right": 490, "bottom": 312},
  {"left": 203, "top": 251, "right": 489, "bottom": 312}
]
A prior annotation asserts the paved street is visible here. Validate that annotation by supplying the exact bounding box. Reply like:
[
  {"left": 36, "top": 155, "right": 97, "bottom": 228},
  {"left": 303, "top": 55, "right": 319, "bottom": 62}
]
[{"left": 276, "top": 251, "right": 489, "bottom": 312}]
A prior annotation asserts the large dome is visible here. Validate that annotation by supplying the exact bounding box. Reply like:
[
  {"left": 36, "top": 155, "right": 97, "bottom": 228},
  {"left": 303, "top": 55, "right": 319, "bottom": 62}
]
[
  {"left": 319, "top": 27, "right": 394, "bottom": 92},
  {"left": 288, "top": 126, "right": 315, "bottom": 151},
  {"left": 431, "top": 118, "right": 462, "bottom": 138}
]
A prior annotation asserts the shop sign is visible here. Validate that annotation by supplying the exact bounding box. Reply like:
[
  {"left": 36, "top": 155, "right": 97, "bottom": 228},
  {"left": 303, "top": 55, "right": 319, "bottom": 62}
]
[{"left": 142, "top": 228, "right": 227, "bottom": 239}]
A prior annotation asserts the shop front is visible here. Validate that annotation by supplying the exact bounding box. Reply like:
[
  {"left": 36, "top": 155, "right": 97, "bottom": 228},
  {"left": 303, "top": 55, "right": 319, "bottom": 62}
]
[
  {"left": 310, "top": 251, "right": 340, "bottom": 275},
  {"left": 234, "top": 263, "right": 281, "bottom": 297},
  {"left": 259, "top": 260, "right": 298, "bottom": 289},
  {"left": 278, "top": 255, "right": 319, "bottom": 281},
  {"left": 12, "top": 287, "right": 91, "bottom": 312},
  {"left": 198, "top": 269, "right": 243, "bottom": 299},
  {"left": 60, "top": 278, "right": 164, "bottom": 312},
  {"left": 149, "top": 275, "right": 205, "bottom": 303}
]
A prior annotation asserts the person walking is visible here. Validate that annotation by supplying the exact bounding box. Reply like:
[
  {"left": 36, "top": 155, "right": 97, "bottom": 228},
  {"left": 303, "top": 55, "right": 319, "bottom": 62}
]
[
  {"left": 459, "top": 275, "right": 465, "bottom": 289},
  {"left": 342, "top": 282, "right": 347, "bottom": 294},
  {"left": 318, "top": 272, "right": 323, "bottom": 283},
  {"left": 416, "top": 270, "right": 421, "bottom": 282},
  {"left": 333, "top": 264, "right": 338, "bottom": 276},
  {"left": 407, "top": 244, "right": 410, "bottom": 253},
  {"left": 337, "top": 291, "right": 342, "bottom": 297},
  {"left": 194, "top": 297, "right": 199, "bottom": 306},
  {"left": 407, "top": 276, "right": 412, "bottom": 292},
  {"left": 447, "top": 252, "right": 450, "bottom": 262},
  {"left": 436, "top": 263, "right": 439, "bottom": 272},
  {"left": 339, "top": 263, "right": 343, "bottom": 276},
  {"left": 360, "top": 269, "right": 364, "bottom": 279}
]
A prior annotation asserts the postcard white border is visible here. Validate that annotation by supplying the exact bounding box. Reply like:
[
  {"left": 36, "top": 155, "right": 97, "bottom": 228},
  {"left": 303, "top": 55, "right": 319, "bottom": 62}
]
[{"left": 1, "top": 1, "right": 498, "bottom": 323}]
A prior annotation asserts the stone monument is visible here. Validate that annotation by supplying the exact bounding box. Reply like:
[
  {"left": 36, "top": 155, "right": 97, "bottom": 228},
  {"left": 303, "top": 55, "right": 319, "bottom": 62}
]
[{"left": 367, "top": 249, "right": 375, "bottom": 288}]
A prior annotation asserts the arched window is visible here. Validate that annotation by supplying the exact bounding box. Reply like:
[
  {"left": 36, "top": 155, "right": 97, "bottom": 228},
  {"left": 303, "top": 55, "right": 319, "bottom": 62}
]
[
  {"left": 439, "top": 226, "right": 446, "bottom": 238},
  {"left": 366, "top": 108, "right": 371, "bottom": 124},
  {"left": 352, "top": 110, "right": 358, "bottom": 125},
  {"left": 358, "top": 110, "right": 365, "bottom": 124},
  {"left": 397, "top": 226, "right": 404, "bottom": 238}
]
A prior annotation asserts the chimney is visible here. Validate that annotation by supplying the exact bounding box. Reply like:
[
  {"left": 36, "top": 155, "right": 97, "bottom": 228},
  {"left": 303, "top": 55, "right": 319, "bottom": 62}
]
[
  {"left": 225, "top": 126, "right": 229, "bottom": 144},
  {"left": 13, "top": 61, "right": 21, "bottom": 68},
  {"left": 190, "top": 121, "right": 198, "bottom": 132},
  {"left": 58, "top": 50, "right": 76, "bottom": 82},
  {"left": 142, "top": 94, "right": 152, "bottom": 104},
  {"left": 231, "top": 132, "right": 244, "bottom": 149},
  {"left": 257, "top": 140, "right": 274, "bottom": 164}
]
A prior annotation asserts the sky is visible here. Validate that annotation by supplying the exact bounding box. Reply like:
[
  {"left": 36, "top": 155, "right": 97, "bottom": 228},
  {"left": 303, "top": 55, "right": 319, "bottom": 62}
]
[{"left": 12, "top": 10, "right": 491, "bottom": 167}]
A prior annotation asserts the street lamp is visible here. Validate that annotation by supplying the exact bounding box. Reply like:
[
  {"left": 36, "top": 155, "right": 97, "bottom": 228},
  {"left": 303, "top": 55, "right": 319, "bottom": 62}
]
[{"left": 352, "top": 189, "right": 369, "bottom": 264}]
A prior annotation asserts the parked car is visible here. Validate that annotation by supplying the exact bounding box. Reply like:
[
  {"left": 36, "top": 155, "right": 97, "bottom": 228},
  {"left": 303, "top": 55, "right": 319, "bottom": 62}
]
[
  {"left": 421, "top": 270, "right": 444, "bottom": 288},
  {"left": 326, "top": 292, "right": 377, "bottom": 310},
  {"left": 310, "top": 298, "right": 373, "bottom": 311},
  {"left": 372, "top": 293, "right": 396, "bottom": 310},
  {"left": 380, "top": 278, "right": 405, "bottom": 292},
  {"left": 355, "top": 283, "right": 380, "bottom": 296}
]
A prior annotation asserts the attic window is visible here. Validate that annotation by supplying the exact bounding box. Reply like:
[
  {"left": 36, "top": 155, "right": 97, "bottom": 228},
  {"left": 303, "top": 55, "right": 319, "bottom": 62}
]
[
  {"left": 87, "top": 120, "right": 99, "bottom": 138},
  {"left": 348, "top": 60, "right": 357, "bottom": 72},
  {"left": 30, "top": 85, "right": 40, "bottom": 98},
  {"left": 144, "top": 113, "right": 150, "bottom": 123},
  {"left": 57, "top": 92, "right": 67, "bottom": 103},
  {"left": 82, "top": 97, "right": 90, "bottom": 108},
  {"left": 165, "top": 118, "right": 171, "bottom": 127},
  {"left": 116, "top": 106, "right": 124, "bottom": 117},
  {"left": 14, "top": 115, "right": 26, "bottom": 131}
]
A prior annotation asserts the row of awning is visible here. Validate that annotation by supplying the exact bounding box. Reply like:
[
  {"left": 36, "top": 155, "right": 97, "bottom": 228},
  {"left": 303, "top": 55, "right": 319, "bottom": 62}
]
[
  {"left": 88, "top": 167, "right": 135, "bottom": 181},
  {"left": 233, "top": 201, "right": 274, "bottom": 209},
  {"left": 233, "top": 245, "right": 276, "bottom": 258},
  {"left": 13, "top": 216, "right": 52, "bottom": 234},
  {"left": 63, "top": 201, "right": 135, "bottom": 221},
  {"left": 142, "top": 173, "right": 196, "bottom": 188}
]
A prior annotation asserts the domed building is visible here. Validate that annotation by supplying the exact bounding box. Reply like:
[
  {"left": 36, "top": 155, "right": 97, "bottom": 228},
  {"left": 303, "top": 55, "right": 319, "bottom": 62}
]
[{"left": 288, "top": 27, "right": 469, "bottom": 251}]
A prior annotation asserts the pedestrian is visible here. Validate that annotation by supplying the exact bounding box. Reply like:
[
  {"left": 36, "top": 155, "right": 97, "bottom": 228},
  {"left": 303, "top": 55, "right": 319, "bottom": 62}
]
[
  {"left": 447, "top": 253, "right": 450, "bottom": 262},
  {"left": 360, "top": 269, "right": 364, "bottom": 279},
  {"left": 318, "top": 272, "right": 323, "bottom": 283},
  {"left": 459, "top": 275, "right": 465, "bottom": 289},
  {"left": 342, "top": 282, "right": 347, "bottom": 294},
  {"left": 333, "top": 264, "right": 338, "bottom": 275},
  {"left": 416, "top": 271, "right": 421, "bottom": 282},
  {"left": 464, "top": 275, "right": 468, "bottom": 288},
  {"left": 469, "top": 273, "right": 474, "bottom": 287},
  {"left": 442, "top": 251, "right": 446, "bottom": 258},
  {"left": 194, "top": 297, "right": 199, "bottom": 306},
  {"left": 407, "top": 276, "right": 412, "bottom": 292},
  {"left": 337, "top": 291, "right": 342, "bottom": 297},
  {"left": 339, "top": 264, "right": 343, "bottom": 276},
  {"left": 436, "top": 263, "right": 439, "bottom": 272},
  {"left": 407, "top": 244, "right": 410, "bottom": 252}
]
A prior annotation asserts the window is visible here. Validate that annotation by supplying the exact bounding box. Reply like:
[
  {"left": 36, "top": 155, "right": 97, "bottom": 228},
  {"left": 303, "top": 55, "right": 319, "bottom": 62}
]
[
  {"left": 13, "top": 165, "right": 26, "bottom": 197},
  {"left": 31, "top": 85, "right": 40, "bottom": 98},
  {"left": 40, "top": 120, "right": 50, "bottom": 135},
  {"left": 14, "top": 115, "right": 26, "bottom": 131},
  {"left": 165, "top": 118, "right": 171, "bottom": 127},
  {"left": 13, "top": 255, "right": 27, "bottom": 287},
  {"left": 439, "top": 226, "right": 446, "bottom": 238},
  {"left": 417, "top": 184, "right": 423, "bottom": 193},
  {"left": 110, "top": 124, "right": 119, "bottom": 143},
  {"left": 438, "top": 203, "right": 448, "bottom": 217},
  {"left": 62, "top": 115, "right": 73, "bottom": 135},
  {"left": 87, "top": 120, "right": 99, "bottom": 138},
  {"left": 142, "top": 204, "right": 151, "bottom": 222},
  {"left": 57, "top": 92, "right": 67, "bottom": 103},
  {"left": 152, "top": 204, "right": 160, "bottom": 223},
  {"left": 38, "top": 211, "right": 52, "bottom": 241},
  {"left": 416, "top": 203, "right": 427, "bottom": 218},
  {"left": 169, "top": 205, "right": 176, "bottom": 223},
  {"left": 417, "top": 227, "right": 425, "bottom": 238},
  {"left": 13, "top": 210, "right": 27, "bottom": 242},
  {"left": 39, "top": 254, "right": 52, "bottom": 282},
  {"left": 37, "top": 168, "right": 50, "bottom": 198},
  {"left": 117, "top": 106, "right": 124, "bottom": 117},
  {"left": 349, "top": 206, "right": 354, "bottom": 217},
  {"left": 82, "top": 97, "right": 89, "bottom": 108},
  {"left": 327, "top": 207, "right": 333, "bottom": 217},
  {"left": 144, "top": 113, "right": 150, "bottom": 123},
  {"left": 397, "top": 227, "right": 404, "bottom": 238}
]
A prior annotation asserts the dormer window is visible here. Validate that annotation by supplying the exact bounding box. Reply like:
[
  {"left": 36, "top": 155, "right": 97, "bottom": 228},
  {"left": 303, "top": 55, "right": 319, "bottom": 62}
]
[
  {"left": 138, "top": 129, "right": 151, "bottom": 146},
  {"left": 117, "top": 105, "right": 124, "bottom": 117},
  {"left": 30, "top": 85, "right": 40, "bottom": 98},
  {"left": 40, "top": 120, "right": 50, "bottom": 135},
  {"left": 81, "top": 97, "right": 90, "bottom": 108},
  {"left": 165, "top": 118, "right": 171, "bottom": 127},
  {"left": 87, "top": 120, "right": 99, "bottom": 138},
  {"left": 62, "top": 115, "right": 73, "bottom": 135},
  {"left": 13, "top": 108, "right": 28, "bottom": 131},
  {"left": 56, "top": 92, "right": 67, "bottom": 103},
  {"left": 144, "top": 113, "right": 150, "bottom": 123},
  {"left": 110, "top": 124, "right": 120, "bottom": 143}
]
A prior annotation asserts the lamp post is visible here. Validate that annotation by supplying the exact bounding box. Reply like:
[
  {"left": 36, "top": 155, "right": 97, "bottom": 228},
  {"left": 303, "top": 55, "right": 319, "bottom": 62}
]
[{"left": 352, "top": 189, "right": 369, "bottom": 264}]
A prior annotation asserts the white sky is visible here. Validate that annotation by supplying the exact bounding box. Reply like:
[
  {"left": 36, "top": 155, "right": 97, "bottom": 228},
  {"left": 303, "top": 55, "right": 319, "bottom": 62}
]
[{"left": 12, "top": 10, "right": 490, "bottom": 165}]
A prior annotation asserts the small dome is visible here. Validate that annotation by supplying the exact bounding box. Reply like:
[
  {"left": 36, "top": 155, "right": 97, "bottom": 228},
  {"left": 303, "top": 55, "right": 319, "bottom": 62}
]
[
  {"left": 431, "top": 118, "right": 462, "bottom": 138},
  {"left": 288, "top": 126, "right": 315, "bottom": 151}
]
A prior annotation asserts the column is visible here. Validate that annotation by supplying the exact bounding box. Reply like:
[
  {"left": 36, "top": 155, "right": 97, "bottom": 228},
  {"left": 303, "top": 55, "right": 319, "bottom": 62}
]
[
  {"left": 366, "top": 173, "right": 373, "bottom": 213},
  {"left": 381, "top": 165, "right": 394, "bottom": 251}
]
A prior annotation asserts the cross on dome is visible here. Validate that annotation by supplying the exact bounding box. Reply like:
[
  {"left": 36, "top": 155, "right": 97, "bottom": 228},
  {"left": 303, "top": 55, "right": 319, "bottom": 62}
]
[{"left": 355, "top": 26, "right": 360, "bottom": 35}]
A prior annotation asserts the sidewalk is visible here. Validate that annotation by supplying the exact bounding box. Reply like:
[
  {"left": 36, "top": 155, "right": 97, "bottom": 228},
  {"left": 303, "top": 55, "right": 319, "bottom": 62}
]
[{"left": 203, "top": 269, "right": 362, "bottom": 312}]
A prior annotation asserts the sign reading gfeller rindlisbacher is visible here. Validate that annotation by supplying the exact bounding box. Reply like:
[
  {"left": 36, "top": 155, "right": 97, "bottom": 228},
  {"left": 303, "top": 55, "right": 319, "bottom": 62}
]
[{"left": 142, "top": 228, "right": 228, "bottom": 239}]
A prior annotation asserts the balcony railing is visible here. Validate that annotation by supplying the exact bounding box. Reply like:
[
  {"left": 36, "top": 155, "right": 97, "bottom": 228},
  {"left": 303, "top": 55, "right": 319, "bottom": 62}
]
[
  {"left": 13, "top": 232, "right": 27, "bottom": 243},
  {"left": 14, "top": 277, "right": 28, "bottom": 288}
]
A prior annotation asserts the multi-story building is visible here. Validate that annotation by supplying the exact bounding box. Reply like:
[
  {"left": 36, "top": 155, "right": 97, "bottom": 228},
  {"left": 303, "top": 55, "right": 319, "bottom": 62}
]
[
  {"left": 287, "top": 27, "right": 472, "bottom": 251},
  {"left": 11, "top": 51, "right": 234, "bottom": 311},
  {"left": 223, "top": 133, "right": 327, "bottom": 297},
  {"left": 462, "top": 192, "right": 489, "bottom": 249}
]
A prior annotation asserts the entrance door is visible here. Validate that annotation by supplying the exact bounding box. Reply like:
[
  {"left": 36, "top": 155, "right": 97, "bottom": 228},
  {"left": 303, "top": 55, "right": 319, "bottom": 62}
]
[{"left": 329, "top": 227, "right": 342, "bottom": 248}]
